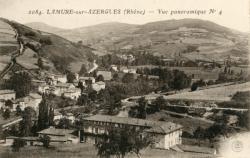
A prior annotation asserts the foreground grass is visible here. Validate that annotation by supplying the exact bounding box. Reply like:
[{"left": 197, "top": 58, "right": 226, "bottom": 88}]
[{"left": 0, "top": 143, "right": 215, "bottom": 158}]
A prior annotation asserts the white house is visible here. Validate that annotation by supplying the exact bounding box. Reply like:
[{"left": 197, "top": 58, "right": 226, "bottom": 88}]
[
  {"left": 52, "top": 83, "right": 75, "bottom": 96},
  {"left": 46, "top": 73, "right": 67, "bottom": 85},
  {"left": 38, "top": 84, "right": 50, "bottom": 94},
  {"left": 63, "top": 88, "right": 81, "bottom": 100},
  {"left": 79, "top": 77, "right": 95, "bottom": 85},
  {"left": 110, "top": 65, "right": 118, "bottom": 71},
  {"left": 96, "top": 71, "right": 112, "bottom": 81},
  {"left": 92, "top": 81, "right": 105, "bottom": 92},
  {"left": 7, "top": 93, "right": 42, "bottom": 111}
]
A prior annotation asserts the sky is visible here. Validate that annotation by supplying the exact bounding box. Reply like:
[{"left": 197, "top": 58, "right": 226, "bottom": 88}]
[{"left": 0, "top": 0, "right": 249, "bottom": 32}]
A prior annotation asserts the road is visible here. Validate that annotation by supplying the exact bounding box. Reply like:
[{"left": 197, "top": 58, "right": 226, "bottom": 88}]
[{"left": 88, "top": 60, "right": 98, "bottom": 73}]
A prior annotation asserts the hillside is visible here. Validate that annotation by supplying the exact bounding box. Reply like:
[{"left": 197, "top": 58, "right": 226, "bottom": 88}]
[
  {"left": 27, "top": 19, "right": 249, "bottom": 62},
  {"left": 0, "top": 19, "right": 19, "bottom": 72},
  {"left": 26, "top": 22, "right": 65, "bottom": 33},
  {"left": 2, "top": 18, "right": 95, "bottom": 75}
]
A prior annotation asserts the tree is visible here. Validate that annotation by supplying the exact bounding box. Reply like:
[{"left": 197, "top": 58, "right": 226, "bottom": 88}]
[
  {"left": 11, "top": 139, "right": 26, "bottom": 152},
  {"left": 66, "top": 72, "right": 76, "bottom": 83},
  {"left": 37, "top": 57, "right": 44, "bottom": 69},
  {"left": 77, "top": 94, "right": 89, "bottom": 106},
  {"left": 5, "top": 100, "right": 13, "bottom": 108},
  {"left": 170, "top": 70, "right": 191, "bottom": 90},
  {"left": 191, "top": 82, "right": 198, "bottom": 91},
  {"left": 37, "top": 95, "right": 54, "bottom": 131},
  {"left": 96, "top": 74, "right": 104, "bottom": 82},
  {"left": 112, "top": 73, "right": 119, "bottom": 81},
  {"left": 6, "top": 72, "right": 32, "bottom": 98},
  {"left": 79, "top": 64, "right": 87, "bottom": 76},
  {"left": 39, "top": 135, "right": 51, "bottom": 148},
  {"left": 57, "top": 118, "right": 72, "bottom": 129},
  {"left": 122, "top": 73, "right": 134, "bottom": 83},
  {"left": 77, "top": 81, "right": 85, "bottom": 93},
  {"left": 137, "top": 97, "right": 147, "bottom": 119},
  {"left": 193, "top": 126, "right": 206, "bottom": 146},
  {"left": 154, "top": 96, "right": 167, "bottom": 111},
  {"left": 3, "top": 109, "right": 11, "bottom": 119},
  {"left": 95, "top": 127, "right": 152, "bottom": 158},
  {"left": 19, "top": 107, "right": 36, "bottom": 136},
  {"left": 16, "top": 105, "right": 22, "bottom": 116}
]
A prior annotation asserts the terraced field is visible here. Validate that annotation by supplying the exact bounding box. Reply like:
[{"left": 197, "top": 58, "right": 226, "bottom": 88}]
[
  {"left": 0, "top": 20, "right": 19, "bottom": 71},
  {"left": 16, "top": 48, "right": 39, "bottom": 70}
]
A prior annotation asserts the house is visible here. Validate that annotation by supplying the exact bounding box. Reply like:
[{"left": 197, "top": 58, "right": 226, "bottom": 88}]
[
  {"left": 65, "top": 113, "right": 75, "bottom": 123},
  {"left": 0, "top": 90, "right": 16, "bottom": 101},
  {"left": 27, "top": 93, "right": 42, "bottom": 110},
  {"left": 91, "top": 81, "right": 105, "bottom": 91},
  {"left": 80, "top": 115, "right": 183, "bottom": 150},
  {"left": 46, "top": 74, "right": 67, "bottom": 85},
  {"left": 38, "top": 84, "right": 50, "bottom": 94},
  {"left": 63, "top": 88, "right": 81, "bottom": 100},
  {"left": 10, "top": 93, "right": 42, "bottom": 111},
  {"left": 96, "top": 71, "right": 112, "bottom": 81},
  {"left": 37, "top": 127, "right": 79, "bottom": 144},
  {"left": 120, "top": 45, "right": 133, "bottom": 52},
  {"left": 54, "top": 111, "right": 63, "bottom": 122},
  {"left": 120, "top": 67, "right": 137, "bottom": 74},
  {"left": 54, "top": 74, "right": 67, "bottom": 83},
  {"left": 79, "top": 77, "right": 95, "bottom": 85},
  {"left": 110, "top": 65, "right": 118, "bottom": 71},
  {"left": 52, "top": 83, "right": 75, "bottom": 96}
]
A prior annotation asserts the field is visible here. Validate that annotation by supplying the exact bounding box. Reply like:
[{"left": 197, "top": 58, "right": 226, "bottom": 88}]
[
  {"left": 0, "top": 55, "right": 11, "bottom": 71},
  {"left": 164, "top": 82, "right": 250, "bottom": 102},
  {"left": 0, "top": 143, "right": 215, "bottom": 158},
  {"left": 16, "top": 48, "right": 39, "bottom": 70},
  {"left": 0, "top": 19, "right": 18, "bottom": 71}
]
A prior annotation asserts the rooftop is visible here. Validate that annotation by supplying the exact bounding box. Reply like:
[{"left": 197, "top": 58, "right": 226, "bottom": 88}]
[
  {"left": 29, "top": 93, "right": 42, "bottom": 99},
  {"left": 37, "top": 127, "right": 75, "bottom": 136},
  {"left": 84, "top": 115, "right": 182, "bottom": 134},
  {"left": 97, "top": 71, "right": 112, "bottom": 80},
  {"left": 55, "top": 83, "right": 73, "bottom": 88},
  {"left": 79, "top": 77, "right": 95, "bottom": 80},
  {"left": 95, "top": 81, "right": 105, "bottom": 85},
  {"left": 0, "top": 89, "right": 15, "bottom": 95}
]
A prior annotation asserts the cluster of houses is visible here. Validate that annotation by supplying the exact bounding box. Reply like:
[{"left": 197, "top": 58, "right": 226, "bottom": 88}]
[
  {"left": 0, "top": 90, "right": 42, "bottom": 112},
  {"left": 37, "top": 71, "right": 113, "bottom": 100}
]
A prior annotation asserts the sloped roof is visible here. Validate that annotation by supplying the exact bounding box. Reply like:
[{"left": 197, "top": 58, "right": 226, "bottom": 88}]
[
  {"left": 84, "top": 115, "right": 182, "bottom": 134},
  {"left": 29, "top": 93, "right": 42, "bottom": 99},
  {"left": 37, "top": 127, "right": 74, "bottom": 136},
  {"left": 0, "top": 89, "right": 15, "bottom": 95},
  {"left": 55, "top": 83, "right": 73, "bottom": 88}
]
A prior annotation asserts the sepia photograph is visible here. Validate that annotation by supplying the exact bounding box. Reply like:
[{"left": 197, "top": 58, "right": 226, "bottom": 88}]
[{"left": 0, "top": 0, "right": 249, "bottom": 157}]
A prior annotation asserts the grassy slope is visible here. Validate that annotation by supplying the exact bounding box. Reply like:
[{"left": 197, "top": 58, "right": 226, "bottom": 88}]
[{"left": 5, "top": 19, "right": 94, "bottom": 73}]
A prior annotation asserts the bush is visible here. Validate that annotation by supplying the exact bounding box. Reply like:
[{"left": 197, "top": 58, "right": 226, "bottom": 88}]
[
  {"left": 39, "top": 36, "right": 52, "bottom": 45},
  {"left": 39, "top": 135, "right": 51, "bottom": 148},
  {"left": 24, "top": 31, "right": 36, "bottom": 37},
  {"left": 12, "top": 139, "right": 26, "bottom": 152}
]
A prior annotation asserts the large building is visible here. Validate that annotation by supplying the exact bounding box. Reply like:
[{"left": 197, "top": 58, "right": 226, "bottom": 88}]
[{"left": 80, "top": 115, "right": 183, "bottom": 150}]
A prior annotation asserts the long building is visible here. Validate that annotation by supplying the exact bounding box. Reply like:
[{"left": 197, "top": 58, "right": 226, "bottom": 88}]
[{"left": 80, "top": 115, "right": 183, "bottom": 150}]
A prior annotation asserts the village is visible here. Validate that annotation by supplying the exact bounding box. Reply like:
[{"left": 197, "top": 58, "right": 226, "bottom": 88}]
[
  {"left": 0, "top": 47, "right": 249, "bottom": 157},
  {"left": 0, "top": 7, "right": 249, "bottom": 157}
]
